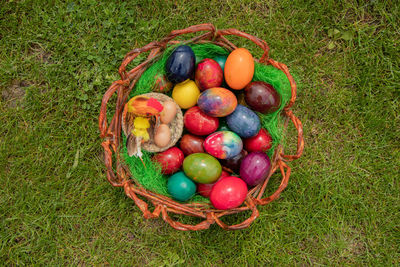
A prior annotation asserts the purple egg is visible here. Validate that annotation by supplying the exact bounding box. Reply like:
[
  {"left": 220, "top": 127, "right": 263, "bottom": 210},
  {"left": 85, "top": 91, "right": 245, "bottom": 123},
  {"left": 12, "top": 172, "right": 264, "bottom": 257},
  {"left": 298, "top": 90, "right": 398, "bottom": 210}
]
[{"left": 239, "top": 152, "right": 271, "bottom": 187}]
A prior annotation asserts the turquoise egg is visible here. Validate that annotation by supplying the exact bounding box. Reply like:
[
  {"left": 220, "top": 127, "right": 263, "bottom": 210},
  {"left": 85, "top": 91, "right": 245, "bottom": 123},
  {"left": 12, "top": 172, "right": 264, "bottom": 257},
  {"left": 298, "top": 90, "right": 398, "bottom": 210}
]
[
  {"left": 197, "top": 87, "right": 238, "bottom": 117},
  {"left": 204, "top": 131, "right": 243, "bottom": 159},
  {"left": 167, "top": 172, "right": 196, "bottom": 201}
]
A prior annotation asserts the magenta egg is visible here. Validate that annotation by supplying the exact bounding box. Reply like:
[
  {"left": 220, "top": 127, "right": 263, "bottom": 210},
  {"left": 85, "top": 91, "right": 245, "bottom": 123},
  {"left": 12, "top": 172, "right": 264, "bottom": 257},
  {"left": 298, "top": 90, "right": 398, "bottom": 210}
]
[
  {"left": 204, "top": 131, "right": 243, "bottom": 159},
  {"left": 239, "top": 152, "right": 271, "bottom": 187},
  {"left": 197, "top": 87, "right": 237, "bottom": 117},
  {"left": 195, "top": 58, "right": 223, "bottom": 91}
]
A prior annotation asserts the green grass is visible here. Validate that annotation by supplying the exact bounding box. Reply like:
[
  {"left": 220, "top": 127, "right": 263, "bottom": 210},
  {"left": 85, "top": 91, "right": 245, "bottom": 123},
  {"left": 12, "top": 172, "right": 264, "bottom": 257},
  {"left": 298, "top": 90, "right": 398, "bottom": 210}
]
[{"left": 1, "top": 0, "right": 399, "bottom": 265}]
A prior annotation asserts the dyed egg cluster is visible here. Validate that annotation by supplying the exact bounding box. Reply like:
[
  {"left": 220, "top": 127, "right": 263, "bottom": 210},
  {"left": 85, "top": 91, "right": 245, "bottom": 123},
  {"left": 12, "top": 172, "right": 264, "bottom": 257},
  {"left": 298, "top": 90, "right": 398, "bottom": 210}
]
[{"left": 150, "top": 45, "right": 282, "bottom": 209}]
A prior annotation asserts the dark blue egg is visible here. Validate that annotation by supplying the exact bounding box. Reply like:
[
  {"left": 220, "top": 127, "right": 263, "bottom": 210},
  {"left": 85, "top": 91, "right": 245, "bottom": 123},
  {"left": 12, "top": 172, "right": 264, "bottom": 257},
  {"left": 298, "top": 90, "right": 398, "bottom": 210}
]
[
  {"left": 165, "top": 45, "right": 195, "bottom": 84},
  {"left": 226, "top": 104, "right": 261, "bottom": 138}
]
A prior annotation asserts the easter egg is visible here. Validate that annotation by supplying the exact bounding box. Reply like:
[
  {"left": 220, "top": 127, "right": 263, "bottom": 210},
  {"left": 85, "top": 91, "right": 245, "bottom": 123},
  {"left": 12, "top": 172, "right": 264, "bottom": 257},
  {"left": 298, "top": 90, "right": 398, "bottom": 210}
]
[
  {"left": 183, "top": 106, "right": 219, "bottom": 135},
  {"left": 153, "top": 74, "right": 173, "bottom": 93},
  {"left": 226, "top": 104, "right": 260, "bottom": 138},
  {"left": 152, "top": 147, "right": 184, "bottom": 175},
  {"left": 197, "top": 87, "right": 237, "bottom": 117},
  {"left": 210, "top": 176, "right": 248, "bottom": 210},
  {"left": 244, "top": 128, "right": 272, "bottom": 152},
  {"left": 160, "top": 100, "right": 177, "bottom": 124},
  {"left": 197, "top": 170, "right": 230, "bottom": 198},
  {"left": 220, "top": 149, "right": 248, "bottom": 174},
  {"left": 244, "top": 81, "right": 281, "bottom": 113},
  {"left": 204, "top": 131, "right": 243, "bottom": 159},
  {"left": 195, "top": 58, "right": 223, "bottom": 91},
  {"left": 224, "top": 48, "right": 254, "bottom": 90},
  {"left": 167, "top": 172, "right": 196, "bottom": 201},
  {"left": 179, "top": 134, "right": 205, "bottom": 156},
  {"left": 154, "top": 124, "right": 171, "bottom": 148},
  {"left": 165, "top": 45, "right": 195, "bottom": 83},
  {"left": 240, "top": 152, "right": 271, "bottom": 187},
  {"left": 213, "top": 55, "right": 227, "bottom": 71},
  {"left": 172, "top": 80, "right": 200, "bottom": 109},
  {"left": 183, "top": 153, "right": 222, "bottom": 184}
]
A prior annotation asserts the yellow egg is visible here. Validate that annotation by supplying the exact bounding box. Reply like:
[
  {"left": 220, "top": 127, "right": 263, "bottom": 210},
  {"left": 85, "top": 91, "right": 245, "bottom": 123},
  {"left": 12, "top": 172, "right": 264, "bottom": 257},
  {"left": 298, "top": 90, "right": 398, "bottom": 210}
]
[
  {"left": 224, "top": 48, "right": 254, "bottom": 90},
  {"left": 160, "top": 100, "right": 177, "bottom": 124},
  {"left": 172, "top": 80, "right": 200, "bottom": 109},
  {"left": 154, "top": 124, "right": 171, "bottom": 148}
]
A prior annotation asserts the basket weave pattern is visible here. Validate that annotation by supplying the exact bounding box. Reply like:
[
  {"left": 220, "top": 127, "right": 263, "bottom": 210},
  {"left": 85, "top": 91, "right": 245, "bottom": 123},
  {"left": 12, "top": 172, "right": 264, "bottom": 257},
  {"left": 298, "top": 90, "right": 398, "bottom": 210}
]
[{"left": 99, "top": 24, "right": 304, "bottom": 230}]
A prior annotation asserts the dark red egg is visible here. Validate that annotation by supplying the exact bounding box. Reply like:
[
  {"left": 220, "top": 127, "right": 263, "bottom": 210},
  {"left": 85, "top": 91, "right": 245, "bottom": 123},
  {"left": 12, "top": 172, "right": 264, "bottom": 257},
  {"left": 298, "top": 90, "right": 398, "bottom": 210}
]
[
  {"left": 183, "top": 106, "right": 219, "bottom": 135},
  {"left": 210, "top": 176, "right": 248, "bottom": 210},
  {"left": 244, "top": 81, "right": 281, "bottom": 114},
  {"left": 197, "top": 170, "right": 230, "bottom": 198},
  {"left": 152, "top": 147, "right": 184, "bottom": 175},
  {"left": 220, "top": 149, "right": 247, "bottom": 174},
  {"left": 195, "top": 58, "right": 223, "bottom": 91},
  {"left": 244, "top": 128, "right": 272, "bottom": 152},
  {"left": 179, "top": 134, "right": 205, "bottom": 156}
]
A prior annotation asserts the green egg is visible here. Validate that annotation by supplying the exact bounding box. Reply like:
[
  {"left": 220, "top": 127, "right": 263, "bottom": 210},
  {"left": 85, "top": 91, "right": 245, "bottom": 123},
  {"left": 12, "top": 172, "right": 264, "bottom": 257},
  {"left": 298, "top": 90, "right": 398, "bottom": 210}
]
[
  {"left": 183, "top": 153, "right": 222, "bottom": 184},
  {"left": 167, "top": 172, "right": 196, "bottom": 202}
]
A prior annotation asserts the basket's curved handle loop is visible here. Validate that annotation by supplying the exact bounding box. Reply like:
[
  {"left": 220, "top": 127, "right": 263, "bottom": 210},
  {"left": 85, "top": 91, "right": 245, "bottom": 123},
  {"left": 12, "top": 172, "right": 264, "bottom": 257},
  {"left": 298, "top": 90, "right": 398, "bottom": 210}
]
[
  {"left": 256, "top": 159, "right": 291, "bottom": 205},
  {"left": 161, "top": 207, "right": 214, "bottom": 231}
]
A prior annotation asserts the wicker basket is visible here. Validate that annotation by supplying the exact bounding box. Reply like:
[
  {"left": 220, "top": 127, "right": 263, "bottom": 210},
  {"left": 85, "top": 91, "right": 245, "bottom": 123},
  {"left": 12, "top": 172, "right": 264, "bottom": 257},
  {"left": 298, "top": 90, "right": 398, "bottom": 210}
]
[{"left": 99, "top": 24, "right": 304, "bottom": 231}]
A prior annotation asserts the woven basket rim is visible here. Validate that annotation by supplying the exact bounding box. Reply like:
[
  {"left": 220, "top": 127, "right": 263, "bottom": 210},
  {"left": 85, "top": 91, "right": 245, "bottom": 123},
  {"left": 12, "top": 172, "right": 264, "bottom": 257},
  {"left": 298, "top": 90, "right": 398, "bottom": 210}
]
[{"left": 98, "top": 23, "right": 304, "bottom": 231}]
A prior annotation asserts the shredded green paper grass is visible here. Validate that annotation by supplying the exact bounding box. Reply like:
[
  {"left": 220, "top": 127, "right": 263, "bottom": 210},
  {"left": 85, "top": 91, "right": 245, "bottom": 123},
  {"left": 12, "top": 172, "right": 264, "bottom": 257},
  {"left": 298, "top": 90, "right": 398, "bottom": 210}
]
[{"left": 122, "top": 43, "right": 291, "bottom": 203}]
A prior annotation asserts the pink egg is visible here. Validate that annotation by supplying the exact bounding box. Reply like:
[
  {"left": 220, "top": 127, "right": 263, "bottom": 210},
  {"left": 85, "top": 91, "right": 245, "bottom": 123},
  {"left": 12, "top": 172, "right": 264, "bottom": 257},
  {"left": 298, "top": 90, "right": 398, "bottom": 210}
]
[{"left": 195, "top": 58, "right": 223, "bottom": 91}]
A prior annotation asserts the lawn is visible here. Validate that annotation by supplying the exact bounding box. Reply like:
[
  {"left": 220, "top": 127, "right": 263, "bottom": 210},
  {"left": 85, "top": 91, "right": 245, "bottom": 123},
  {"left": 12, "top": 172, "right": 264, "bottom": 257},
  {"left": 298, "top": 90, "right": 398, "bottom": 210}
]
[{"left": 1, "top": 0, "right": 399, "bottom": 265}]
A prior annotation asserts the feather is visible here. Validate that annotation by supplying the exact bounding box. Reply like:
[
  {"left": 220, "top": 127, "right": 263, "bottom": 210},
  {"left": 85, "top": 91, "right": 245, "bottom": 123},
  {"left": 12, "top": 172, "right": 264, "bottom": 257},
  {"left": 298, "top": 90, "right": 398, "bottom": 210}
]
[{"left": 126, "top": 133, "right": 137, "bottom": 157}]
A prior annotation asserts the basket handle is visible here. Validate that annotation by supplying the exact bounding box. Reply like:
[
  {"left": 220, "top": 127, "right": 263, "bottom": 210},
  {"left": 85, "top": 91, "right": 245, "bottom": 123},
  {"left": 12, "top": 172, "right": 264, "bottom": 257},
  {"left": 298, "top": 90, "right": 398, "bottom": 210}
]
[{"left": 280, "top": 109, "right": 304, "bottom": 161}]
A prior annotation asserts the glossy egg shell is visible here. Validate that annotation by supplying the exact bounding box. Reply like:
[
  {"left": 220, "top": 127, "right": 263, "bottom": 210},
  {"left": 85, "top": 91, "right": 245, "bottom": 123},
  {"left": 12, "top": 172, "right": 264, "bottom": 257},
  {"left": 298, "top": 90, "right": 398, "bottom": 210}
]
[
  {"left": 172, "top": 80, "right": 200, "bottom": 109},
  {"left": 195, "top": 58, "right": 223, "bottom": 91},
  {"left": 197, "top": 87, "right": 238, "bottom": 117},
  {"left": 220, "top": 149, "right": 247, "bottom": 174},
  {"left": 183, "top": 106, "right": 219, "bottom": 135},
  {"left": 240, "top": 152, "right": 271, "bottom": 187},
  {"left": 224, "top": 48, "right": 254, "bottom": 90},
  {"left": 210, "top": 176, "right": 248, "bottom": 210},
  {"left": 204, "top": 131, "right": 243, "bottom": 159},
  {"left": 179, "top": 134, "right": 205, "bottom": 156},
  {"left": 183, "top": 153, "right": 222, "bottom": 184},
  {"left": 152, "top": 147, "right": 184, "bottom": 175},
  {"left": 244, "top": 128, "right": 272, "bottom": 152},
  {"left": 165, "top": 45, "right": 195, "bottom": 84},
  {"left": 213, "top": 55, "right": 227, "bottom": 72},
  {"left": 167, "top": 172, "right": 196, "bottom": 202},
  {"left": 244, "top": 81, "right": 281, "bottom": 113},
  {"left": 197, "top": 170, "right": 230, "bottom": 198},
  {"left": 226, "top": 104, "right": 261, "bottom": 138}
]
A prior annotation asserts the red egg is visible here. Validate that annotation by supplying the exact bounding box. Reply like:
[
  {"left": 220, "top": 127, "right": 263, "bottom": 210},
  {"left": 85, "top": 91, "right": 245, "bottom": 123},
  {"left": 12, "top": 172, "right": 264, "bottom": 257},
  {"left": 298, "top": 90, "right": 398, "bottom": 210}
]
[
  {"left": 179, "top": 134, "right": 205, "bottom": 156},
  {"left": 195, "top": 58, "right": 223, "bottom": 91},
  {"left": 152, "top": 147, "right": 184, "bottom": 175},
  {"left": 244, "top": 129, "right": 272, "bottom": 152},
  {"left": 197, "top": 170, "right": 230, "bottom": 198},
  {"left": 210, "top": 176, "right": 248, "bottom": 210},
  {"left": 183, "top": 106, "right": 219, "bottom": 135}
]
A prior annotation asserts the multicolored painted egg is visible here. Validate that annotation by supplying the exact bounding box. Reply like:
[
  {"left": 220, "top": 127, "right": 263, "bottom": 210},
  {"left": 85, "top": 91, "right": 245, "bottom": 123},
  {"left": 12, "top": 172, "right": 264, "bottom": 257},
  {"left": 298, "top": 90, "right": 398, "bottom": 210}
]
[
  {"left": 165, "top": 45, "right": 195, "bottom": 84},
  {"left": 204, "top": 131, "right": 243, "bottom": 159},
  {"left": 240, "top": 152, "right": 271, "bottom": 187},
  {"left": 172, "top": 80, "right": 200, "bottom": 109},
  {"left": 210, "top": 176, "right": 248, "bottom": 210},
  {"left": 244, "top": 81, "right": 281, "bottom": 113},
  {"left": 197, "top": 87, "right": 237, "bottom": 117},
  {"left": 226, "top": 104, "right": 260, "bottom": 138},
  {"left": 213, "top": 55, "right": 227, "bottom": 72},
  {"left": 167, "top": 171, "right": 196, "bottom": 201},
  {"left": 224, "top": 48, "right": 254, "bottom": 90},
  {"left": 195, "top": 58, "right": 223, "bottom": 91},
  {"left": 183, "top": 153, "right": 222, "bottom": 184},
  {"left": 183, "top": 106, "right": 219, "bottom": 135}
]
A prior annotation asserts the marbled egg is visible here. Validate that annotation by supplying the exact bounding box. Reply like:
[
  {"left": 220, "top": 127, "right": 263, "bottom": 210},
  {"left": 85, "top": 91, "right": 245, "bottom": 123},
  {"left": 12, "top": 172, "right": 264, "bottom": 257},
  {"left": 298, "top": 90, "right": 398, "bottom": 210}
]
[
  {"left": 224, "top": 48, "right": 254, "bottom": 90},
  {"left": 195, "top": 58, "right": 223, "bottom": 91},
  {"left": 197, "top": 87, "right": 237, "bottom": 117},
  {"left": 165, "top": 45, "right": 195, "bottom": 83},
  {"left": 183, "top": 153, "right": 222, "bottom": 184},
  {"left": 204, "top": 131, "right": 243, "bottom": 159},
  {"left": 226, "top": 104, "right": 260, "bottom": 138},
  {"left": 240, "top": 152, "right": 271, "bottom": 187}
]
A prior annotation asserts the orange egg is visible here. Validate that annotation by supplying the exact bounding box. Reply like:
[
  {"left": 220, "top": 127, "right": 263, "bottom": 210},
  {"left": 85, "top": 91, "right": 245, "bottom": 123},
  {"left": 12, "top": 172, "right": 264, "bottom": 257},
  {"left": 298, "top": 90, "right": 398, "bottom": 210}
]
[{"left": 224, "top": 48, "right": 254, "bottom": 90}]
